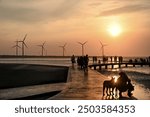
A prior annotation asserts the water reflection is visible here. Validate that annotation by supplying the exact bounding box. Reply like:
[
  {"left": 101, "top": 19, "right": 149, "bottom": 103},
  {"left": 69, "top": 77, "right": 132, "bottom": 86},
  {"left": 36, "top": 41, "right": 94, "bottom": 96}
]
[{"left": 133, "top": 83, "right": 150, "bottom": 100}]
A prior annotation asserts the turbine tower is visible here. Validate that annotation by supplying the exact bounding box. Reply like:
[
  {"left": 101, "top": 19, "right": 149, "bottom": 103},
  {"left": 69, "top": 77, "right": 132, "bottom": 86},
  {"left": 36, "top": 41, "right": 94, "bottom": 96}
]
[
  {"left": 78, "top": 41, "right": 87, "bottom": 56},
  {"left": 19, "top": 34, "right": 28, "bottom": 56},
  {"left": 59, "top": 43, "right": 67, "bottom": 56},
  {"left": 99, "top": 40, "right": 107, "bottom": 57},
  {"left": 37, "top": 41, "right": 46, "bottom": 56},
  {"left": 12, "top": 40, "right": 20, "bottom": 56}
]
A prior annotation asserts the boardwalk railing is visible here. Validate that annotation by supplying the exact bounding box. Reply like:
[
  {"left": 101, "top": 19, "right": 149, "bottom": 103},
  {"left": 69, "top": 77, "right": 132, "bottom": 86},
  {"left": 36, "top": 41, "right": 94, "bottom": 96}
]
[{"left": 89, "top": 62, "right": 150, "bottom": 70}]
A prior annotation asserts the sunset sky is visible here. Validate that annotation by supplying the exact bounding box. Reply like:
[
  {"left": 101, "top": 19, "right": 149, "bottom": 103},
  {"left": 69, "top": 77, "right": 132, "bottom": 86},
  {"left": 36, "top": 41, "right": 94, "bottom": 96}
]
[{"left": 0, "top": 0, "right": 150, "bottom": 56}]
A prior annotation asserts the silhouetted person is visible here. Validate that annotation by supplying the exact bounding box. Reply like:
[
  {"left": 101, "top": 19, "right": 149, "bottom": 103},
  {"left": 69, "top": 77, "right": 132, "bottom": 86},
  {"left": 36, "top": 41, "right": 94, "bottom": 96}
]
[
  {"left": 119, "top": 56, "right": 121, "bottom": 63},
  {"left": 116, "top": 72, "right": 134, "bottom": 97},
  {"left": 114, "top": 56, "right": 117, "bottom": 63},
  {"left": 134, "top": 59, "right": 138, "bottom": 63},
  {"left": 103, "top": 56, "right": 108, "bottom": 63},
  {"left": 83, "top": 54, "right": 89, "bottom": 71},
  {"left": 110, "top": 56, "right": 113, "bottom": 62},
  {"left": 80, "top": 56, "right": 84, "bottom": 69},
  {"left": 119, "top": 56, "right": 122, "bottom": 63},
  {"left": 71, "top": 55, "right": 76, "bottom": 68},
  {"left": 77, "top": 57, "right": 80, "bottom": 66},
  {"left": 93, "top": 56, "right": 97, "bottom": 63},
  {"left": 93, "top": 57, "right": 95, "bottom": 63},
  {"left": 98, "top": 59, "right": 101, "bottom": 64},
  {"left": 146, "top": 58, "right": 149, "bottom": 63},
  {"left": 129, "top": 59, "right": 133, "bottom": 63},
  {"left": 140, "top": 58, "right": 146, "bottom": 63}
]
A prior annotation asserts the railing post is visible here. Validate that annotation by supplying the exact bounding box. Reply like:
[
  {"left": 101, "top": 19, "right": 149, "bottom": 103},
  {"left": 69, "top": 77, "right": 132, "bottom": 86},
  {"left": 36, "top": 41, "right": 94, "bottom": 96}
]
[
  {"left": 119, "top": 63, "right": 121, "bottom": 68},
  {"left": 105, "top": 65, "right": 107, "bottom": 69},
  {"left": 112, "top": 64, "right": 114, "bottom": 69},
  {"left": 99, "top": 65, "right": 101, "bottom": 70}
]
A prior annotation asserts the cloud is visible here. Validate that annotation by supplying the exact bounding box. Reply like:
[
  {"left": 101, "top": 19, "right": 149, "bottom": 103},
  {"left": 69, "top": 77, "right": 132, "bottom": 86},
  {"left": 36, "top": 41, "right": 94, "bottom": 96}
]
[
  {"left": 99, "top": 4, "right": 150, "bottom": 16},
  {"left": 89, "top": 2, "right": 102, "bottom": 7},
  {"left": 46, "top": 0, "right": 80, "bottom": 20},
  {"left": 0, "top": 0, "right": 81, "bottom": 23},
  {"left": 0, "top": 5, "right": 39, "bottom": 22}
]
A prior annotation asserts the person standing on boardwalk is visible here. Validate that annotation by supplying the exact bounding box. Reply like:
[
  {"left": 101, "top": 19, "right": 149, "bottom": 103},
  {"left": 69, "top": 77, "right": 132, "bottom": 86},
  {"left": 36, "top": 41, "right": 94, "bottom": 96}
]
[
  {"left": 83, "top": 54, "right": 89, "bottom": 72},
  {"left": 71, "top": 55, "right": 76, "bottom": 68}
]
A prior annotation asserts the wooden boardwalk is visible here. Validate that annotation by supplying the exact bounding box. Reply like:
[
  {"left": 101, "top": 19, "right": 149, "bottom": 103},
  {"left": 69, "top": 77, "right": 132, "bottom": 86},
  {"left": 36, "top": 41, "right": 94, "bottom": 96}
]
[{"left": 89, "top": 62, "right": 150, "bottom": 70}]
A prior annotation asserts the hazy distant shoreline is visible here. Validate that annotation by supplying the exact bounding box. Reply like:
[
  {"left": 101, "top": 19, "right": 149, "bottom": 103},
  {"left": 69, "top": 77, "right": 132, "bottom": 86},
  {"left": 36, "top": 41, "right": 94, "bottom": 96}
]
[
  {"left": 0, "top": 55, "right": 149, "bottom": 58},
  {"left": 0, "top": 55, "right": 73, "bottom": 58}
]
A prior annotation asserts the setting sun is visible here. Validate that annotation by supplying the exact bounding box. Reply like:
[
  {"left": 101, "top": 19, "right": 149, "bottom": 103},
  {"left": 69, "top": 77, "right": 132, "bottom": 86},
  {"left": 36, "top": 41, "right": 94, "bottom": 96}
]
[{"left": 108, "top": 23, "right": 122, "bottom": 37}]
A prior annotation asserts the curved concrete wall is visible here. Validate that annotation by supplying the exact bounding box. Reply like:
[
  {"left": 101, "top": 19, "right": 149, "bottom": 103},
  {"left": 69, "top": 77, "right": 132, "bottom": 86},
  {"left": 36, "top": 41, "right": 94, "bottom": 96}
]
[{"left": 0, "top": 64, "right": 69, "bottom": 89}]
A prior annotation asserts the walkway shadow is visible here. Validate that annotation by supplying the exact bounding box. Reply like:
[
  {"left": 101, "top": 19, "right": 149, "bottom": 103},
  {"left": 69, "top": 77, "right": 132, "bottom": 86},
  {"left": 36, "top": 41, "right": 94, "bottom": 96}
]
[{"left": 119, "top": 96, "right": 138, "bottom": 100}]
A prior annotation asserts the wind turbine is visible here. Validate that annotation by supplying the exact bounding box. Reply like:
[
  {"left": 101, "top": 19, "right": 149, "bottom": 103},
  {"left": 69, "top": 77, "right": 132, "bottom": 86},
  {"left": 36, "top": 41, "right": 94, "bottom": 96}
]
[
  {"left": 99, "top": 40, "right": 107, "bottom": 57},
  {"left": 77, "top": 41, "right": 87, "bottom": 56},
  {"left": 12, "top": 40, "right": 21, "bottom": 56},
  {"left": 37, "top": 41, "right": 46, "bottom": 56},
  {"left": 59, "top": 43, "right": 67, "bottom": 56},
  {"left": 19, "top": 34, "right": 28, "bottom": 56}
]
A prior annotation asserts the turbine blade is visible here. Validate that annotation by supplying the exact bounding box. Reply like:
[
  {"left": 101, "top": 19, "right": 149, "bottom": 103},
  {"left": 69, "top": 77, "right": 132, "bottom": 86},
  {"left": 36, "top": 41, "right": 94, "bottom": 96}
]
[
  {"left": 78, "top": 42, "right": 82, "bottom": 45},
  {"left": 12, "top": 45, "right": 16, "bottom": 48},
  {"left": 43, "top": 41, "right": 46, "bottom": 46},
  {"left": 99, "top": 40, "right": 103, "bottom": 46},
  {"left": 17, "top": 45, "right": 21, "bottom": 48},
  {"left": 23, "top": 42, "right": 28, "bottom": 48},
  {"left": 64, "top": 43, "right": 67, "bottom": 47},
  {"left": 59, "top": 46, "right": 63, "bottom": 48},
  {"left": 12, "top": 45, "right": 20, "bottom": 48},
  {"left": 23, "top": 34, "right": 27, "bottom": 41},
  {"left": 83, "top": 41, "right": 87, "bottom": 45}
]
